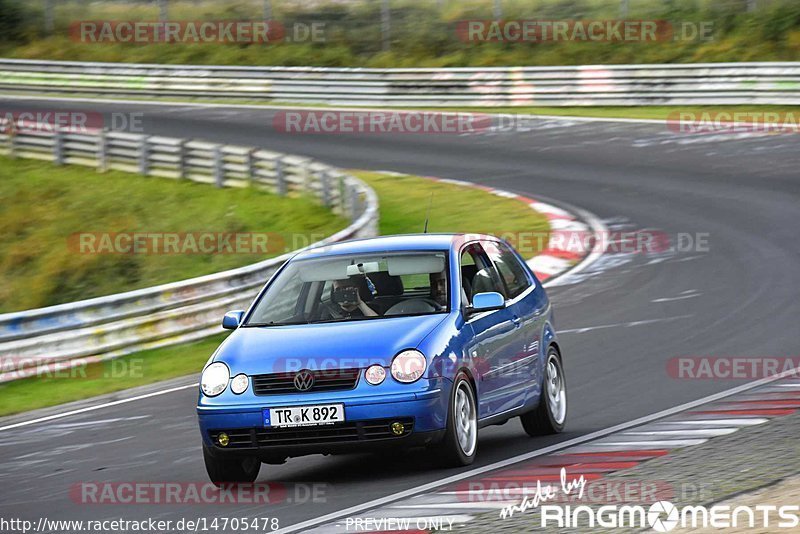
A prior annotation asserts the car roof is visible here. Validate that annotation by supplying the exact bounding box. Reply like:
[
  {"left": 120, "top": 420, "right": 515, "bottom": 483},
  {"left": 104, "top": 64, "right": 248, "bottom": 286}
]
[{"left": 294, "top": 233, "right": 496, "bottom": 260}]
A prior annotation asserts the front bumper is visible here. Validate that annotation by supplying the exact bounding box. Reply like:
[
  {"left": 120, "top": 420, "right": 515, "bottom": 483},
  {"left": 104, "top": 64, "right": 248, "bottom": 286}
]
[{"left": 197, "top": 378, "right": 449, "bottom": 459}]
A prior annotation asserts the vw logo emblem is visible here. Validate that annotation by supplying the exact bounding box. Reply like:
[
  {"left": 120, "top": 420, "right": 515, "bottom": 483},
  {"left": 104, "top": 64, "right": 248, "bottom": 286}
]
[{"left": 293, "top": 370, "right": 314, "bottom": 391}]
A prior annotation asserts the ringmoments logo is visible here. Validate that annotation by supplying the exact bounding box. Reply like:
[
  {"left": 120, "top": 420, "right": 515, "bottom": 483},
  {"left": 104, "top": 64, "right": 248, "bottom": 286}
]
[
  {"left": 534, "top": 501, "right": 800, "bottom": 530},
  {"left": 497, "top": 469, "right": 800, "bottom": 530}
]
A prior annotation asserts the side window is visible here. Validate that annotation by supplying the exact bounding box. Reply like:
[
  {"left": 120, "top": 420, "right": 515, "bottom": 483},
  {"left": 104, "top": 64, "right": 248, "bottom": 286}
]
[
  {"left": 459, "top": 243, "right": 506, "bottom": 304},
  {"left": 483, "top": 241, "right": 532, "bottom": 300}
]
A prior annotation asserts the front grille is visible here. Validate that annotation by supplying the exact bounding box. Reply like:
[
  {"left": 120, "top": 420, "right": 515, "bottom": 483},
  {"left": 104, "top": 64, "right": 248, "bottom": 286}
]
[
  {"left": 251, "top": 368, "right": 360, "bottom": 395},
  {"left": 209, "top": 417, "right": 414, "bottom": 449}
]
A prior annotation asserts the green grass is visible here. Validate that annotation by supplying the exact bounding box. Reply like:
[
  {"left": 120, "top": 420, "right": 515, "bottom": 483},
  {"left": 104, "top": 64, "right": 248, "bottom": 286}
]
[
  {"left": 3, "top": 0, "right": 800, "bottom": 67},
  {"left": 0, "top": 335, "right": 225, "bottom": 416},
  {"left": 0, "top": 157, "right": 346, "bottom": 313},
  {"left": 420, "top": 105, "right": 800, "bottom": 121},
  {"left": 0, "top": 170, "right": 549, "bottom": 417},
  {"left": 353, "top": 170, "right": 550, "bottom": 257}
]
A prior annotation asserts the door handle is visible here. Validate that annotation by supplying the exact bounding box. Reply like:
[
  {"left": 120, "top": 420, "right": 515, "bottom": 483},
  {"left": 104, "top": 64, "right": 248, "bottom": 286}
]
[{"left": 512, "top": 316, "right": 522, "bottom": 328}]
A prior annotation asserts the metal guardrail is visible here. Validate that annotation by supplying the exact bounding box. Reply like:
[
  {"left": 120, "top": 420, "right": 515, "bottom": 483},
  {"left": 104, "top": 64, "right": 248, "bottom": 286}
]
[
  {"left": 0, "top": 119, "right": 379, "bottom": 382},
  {"left": 1, "top": 59, "right": 800, "bottom": 105}
]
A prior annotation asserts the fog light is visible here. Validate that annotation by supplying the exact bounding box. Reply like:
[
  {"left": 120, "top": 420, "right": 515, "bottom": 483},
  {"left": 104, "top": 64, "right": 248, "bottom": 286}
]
[
  {"left": 218, "top": 432, "right": 230, "bottom": 447},
  {"left": 365, "top": 365, "right": 386, "bottom": 385},
  {"left": 390, "top": 422, "right": 405, "bottom": 436}
]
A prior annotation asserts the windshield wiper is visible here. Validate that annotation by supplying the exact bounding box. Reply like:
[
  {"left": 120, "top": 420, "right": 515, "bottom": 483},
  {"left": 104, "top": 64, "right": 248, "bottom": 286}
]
[
  {"left": 243, "top": 321, "right": 305, "bottom": 327},
  {"left": 310, "top": 316, "right": 385, "bottom": 324}
]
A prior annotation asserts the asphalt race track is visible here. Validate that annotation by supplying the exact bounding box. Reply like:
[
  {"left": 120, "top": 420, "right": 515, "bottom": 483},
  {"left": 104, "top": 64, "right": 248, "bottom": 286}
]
[{"left": 1, "top": 98, "right": 799, "bottom": 530}]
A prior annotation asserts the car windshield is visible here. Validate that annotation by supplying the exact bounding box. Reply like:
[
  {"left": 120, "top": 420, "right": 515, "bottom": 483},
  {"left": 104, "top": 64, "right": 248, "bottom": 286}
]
[{"left": 244, "top": 251, "right": 450, "bottom": 326}]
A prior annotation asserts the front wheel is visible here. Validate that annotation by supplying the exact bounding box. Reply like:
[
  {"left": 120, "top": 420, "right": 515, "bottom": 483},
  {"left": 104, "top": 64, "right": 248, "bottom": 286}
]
[
  {"left": 203, "top": 445, "right": 261, "bottom": 486},
  {"left": 521, "top": 346, "right": 567, "bottom": 436},
  {"left": 438, "top": 372, "right": 478, "bottom": 467}
]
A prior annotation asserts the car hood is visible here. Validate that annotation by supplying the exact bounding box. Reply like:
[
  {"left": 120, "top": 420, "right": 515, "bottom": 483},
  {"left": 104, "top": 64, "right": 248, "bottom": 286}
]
[{"left": 216, "top": 314, "right": 448, "bottom": 375}]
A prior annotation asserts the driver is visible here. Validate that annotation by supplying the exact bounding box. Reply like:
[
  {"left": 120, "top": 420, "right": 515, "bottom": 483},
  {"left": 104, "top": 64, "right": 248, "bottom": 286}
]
[
  {"left": 325, "top": 277, "right": 378, "bottom": 319},
  {"left": 430, "top": 271, "right": 448, "bottom": 307}
]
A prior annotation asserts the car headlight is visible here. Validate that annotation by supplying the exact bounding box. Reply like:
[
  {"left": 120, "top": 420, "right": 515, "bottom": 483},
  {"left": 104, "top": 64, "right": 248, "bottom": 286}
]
[
  {"left": 230, "top": 373, "right": 249, "bottom": 394},
  {"left": 365, "top": 365, "right": 386, "bottom": 385},
  {"left": 391, "top": 350, "right": 427, "bottom": 383},
  {"left": 201, "top": 362, "right": 229, "bottom": 397}
]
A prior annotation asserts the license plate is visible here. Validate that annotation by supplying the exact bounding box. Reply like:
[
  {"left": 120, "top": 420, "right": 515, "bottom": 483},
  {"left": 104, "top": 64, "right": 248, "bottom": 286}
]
[{"left": 263, "top": 404, "right": 345, "bottom": 428}]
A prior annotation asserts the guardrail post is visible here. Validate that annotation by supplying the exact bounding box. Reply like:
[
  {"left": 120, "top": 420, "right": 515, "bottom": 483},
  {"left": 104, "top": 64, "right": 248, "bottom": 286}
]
[
  {"left": 97, "top": 129, "right": 108, "bottom": 172},
  {"left": 158, "top": 0, "right": 168, "bottom": 22},
  {"left": 275, "top": 156, "right": 287, "bottom": 196},
  {"left": 301, "top": 159, "right": 312, "bottom": 193},
  {"left": 53, "top": 129, "right": 65, "bottom": 165},
  {"left": 177, "top": 139, "right": 186, "bottom": 179},
  {"left": 337, "top": 174, "right": 346, "bottom": 214},
  {"left": 381, "top": 0, "right": 391, "bottom": 52},
  {"left": 246, "top": 149, "right": 256, "bottom": 184},
  {"left": 214, "top": 145, "right": 224, "bottom": 187},
  {"left": 320, "top": 170, "right": 332, "bottom": 207},
  {"left": 6, "top": 123, "right": 16, "bottom": 159},
  {"left": 349, "top": 183, "right": 360, "bottom": 221},
  {"left": 138, "top": 136, "right": 150, "bottom": 175},
  {"left": 44, "top": 0, "right": 55, "bottom": 34}
]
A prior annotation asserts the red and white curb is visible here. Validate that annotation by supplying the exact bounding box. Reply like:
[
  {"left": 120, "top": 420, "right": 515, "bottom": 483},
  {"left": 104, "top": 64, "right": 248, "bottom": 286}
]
[
  {"left": 379, "top": 171, "right": 599, "bottom": 284},
  {"left": 304, "top": 374, "right": 800, "bottom": 533}
]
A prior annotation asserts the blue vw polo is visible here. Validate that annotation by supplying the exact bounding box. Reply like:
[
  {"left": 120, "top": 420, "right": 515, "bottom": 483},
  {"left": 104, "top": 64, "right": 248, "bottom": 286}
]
[{"left": 197, "top": 234, "right": 566, "bottom": 484}]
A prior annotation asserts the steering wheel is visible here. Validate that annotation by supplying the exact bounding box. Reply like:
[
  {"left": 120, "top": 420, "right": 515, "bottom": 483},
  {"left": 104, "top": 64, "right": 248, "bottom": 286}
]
[{"left": 385, "top": 298, "right": 443, "bottom": 316}]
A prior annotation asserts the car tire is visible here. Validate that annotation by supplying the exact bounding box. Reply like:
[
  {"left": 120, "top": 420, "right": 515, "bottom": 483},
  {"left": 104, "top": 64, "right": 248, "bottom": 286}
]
[
  {"left": 438, "top": 371, "right": 478, "bottom": 467},
  {"left": 521, "top": 346, "right": 567, "bottom": 436},
  {"left": 203, "top": 445, "right": 261, "bottom": 485}
]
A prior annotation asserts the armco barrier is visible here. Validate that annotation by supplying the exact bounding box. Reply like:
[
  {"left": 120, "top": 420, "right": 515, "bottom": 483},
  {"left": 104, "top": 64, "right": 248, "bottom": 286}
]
[
  {"left": 0, "top": 118, "right": 379, "bottom": 382},
  {"left": 1, "top": 59, "right": 800, "bottom": 106}
]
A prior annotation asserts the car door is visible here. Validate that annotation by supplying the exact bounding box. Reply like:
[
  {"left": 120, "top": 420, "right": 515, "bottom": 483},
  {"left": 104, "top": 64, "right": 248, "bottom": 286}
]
[
  {"left": 483, "top": 240, "right": 546, "bottom": 406},
  {"left": 459, "top": 242, "right": 524, "bottom": 418}
]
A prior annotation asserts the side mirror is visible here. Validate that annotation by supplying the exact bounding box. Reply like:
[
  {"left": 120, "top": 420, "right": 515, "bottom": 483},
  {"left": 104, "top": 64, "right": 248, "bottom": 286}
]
[
  {"left": 222, "top": 310, "right": 245, "bottom": 330},
  {"left": 468, "top": 292, "right": 505, "bottom": 315}
]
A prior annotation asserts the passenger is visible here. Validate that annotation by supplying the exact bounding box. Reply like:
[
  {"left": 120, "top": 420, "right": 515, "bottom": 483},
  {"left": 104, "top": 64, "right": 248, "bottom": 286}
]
[{"left": 324, "top": 277, "right": 378, "bottom": 319}]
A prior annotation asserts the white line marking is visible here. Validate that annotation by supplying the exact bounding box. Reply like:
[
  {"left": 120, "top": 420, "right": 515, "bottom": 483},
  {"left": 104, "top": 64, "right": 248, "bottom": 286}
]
[
  {"left": 558, "top": 314, "right": 693, "bottom": 334},
  {"left": 621, "top": 428, "right": 738, "bottom": 437},
  {"left": 390, "top": 502, "right": 508, "bottom": 510},
  {"left": 586, "top": 439, "right": 709, "bottom": 447},
  {"left": 0, "top": 383, "right": 197, "bottom": 432},
  {"left": 274, "top": 366, "right": 800, "bottom": 534},
  {"left": 438, "top": 489, "right": 536, "bottom": 498},
  {"left": 650, "top": 418, "right": 768, "bottom": 426},
  {"left": 652, "top": 293, "right": 700, "bottom": 303}
]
